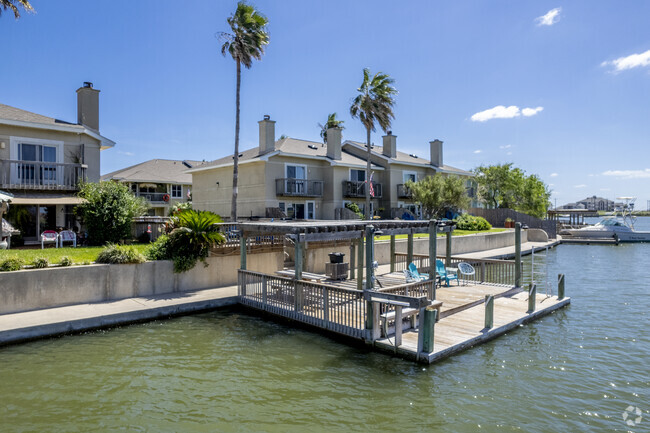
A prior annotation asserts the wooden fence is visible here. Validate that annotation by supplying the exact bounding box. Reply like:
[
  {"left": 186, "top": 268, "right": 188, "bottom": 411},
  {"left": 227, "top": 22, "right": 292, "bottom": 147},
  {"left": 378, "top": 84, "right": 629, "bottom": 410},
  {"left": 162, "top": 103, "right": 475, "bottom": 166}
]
[
  {"left": 468, "top": 208, "right": 557, "bottom": 239},
  {"left": 394, "top": 252, "right": 519, "bottom": 287}
]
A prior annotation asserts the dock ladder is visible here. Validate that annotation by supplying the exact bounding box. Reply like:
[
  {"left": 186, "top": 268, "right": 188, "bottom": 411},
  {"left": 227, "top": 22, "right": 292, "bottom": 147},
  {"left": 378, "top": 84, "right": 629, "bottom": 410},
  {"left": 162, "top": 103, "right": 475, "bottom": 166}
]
[{"left": 531, "top": 246, "right": 553, "bottom": 298}]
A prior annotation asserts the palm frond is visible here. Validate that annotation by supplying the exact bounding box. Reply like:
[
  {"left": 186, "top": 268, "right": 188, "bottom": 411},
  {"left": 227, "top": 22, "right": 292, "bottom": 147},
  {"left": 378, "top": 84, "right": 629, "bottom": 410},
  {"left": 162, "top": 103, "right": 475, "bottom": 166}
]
[{"left": 0, "top": 0, "right": 33, "bottom": 18}]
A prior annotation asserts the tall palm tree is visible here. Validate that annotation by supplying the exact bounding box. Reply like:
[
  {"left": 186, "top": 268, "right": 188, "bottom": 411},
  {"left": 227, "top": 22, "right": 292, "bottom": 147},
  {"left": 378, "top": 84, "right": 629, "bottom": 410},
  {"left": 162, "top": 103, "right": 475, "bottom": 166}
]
[
  {"left": 350, "top": 68, "right": 397, "bottom": 219},
  {"left": 318, "top": 112, "right": 345, "bottom": 145},
  {"left": 0, "top": 0, "right": 33, "bottom": 18},
  {"left": 218, "top": 1, "right": 269, "bottom": 222}
]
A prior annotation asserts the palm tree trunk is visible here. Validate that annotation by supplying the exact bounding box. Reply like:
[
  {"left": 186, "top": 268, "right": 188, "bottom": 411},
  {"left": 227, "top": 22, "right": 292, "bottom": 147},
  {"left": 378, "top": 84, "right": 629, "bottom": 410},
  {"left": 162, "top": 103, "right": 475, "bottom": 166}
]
[
  {"left": 365, "top": 126, "right": 371, "bottom": 220},
  {"left": 231, "top": 60, "right": 241, "bottom": 222}
]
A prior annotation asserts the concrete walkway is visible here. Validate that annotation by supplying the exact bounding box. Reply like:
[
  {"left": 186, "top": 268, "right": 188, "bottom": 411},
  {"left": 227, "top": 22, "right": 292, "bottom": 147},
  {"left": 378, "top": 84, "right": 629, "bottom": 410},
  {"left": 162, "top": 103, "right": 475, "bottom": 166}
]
[
  {"left": 453, "top": 239, "right": 560, "bottom": 260},
  {"left": 0, "top": 285, "right": 238, "bottom": 346}
]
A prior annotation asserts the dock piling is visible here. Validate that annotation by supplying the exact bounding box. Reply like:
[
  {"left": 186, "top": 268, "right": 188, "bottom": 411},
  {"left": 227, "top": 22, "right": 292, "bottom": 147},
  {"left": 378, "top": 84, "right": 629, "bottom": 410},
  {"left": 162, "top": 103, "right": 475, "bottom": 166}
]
[
  {"left": 446, "top": 231, "right": 452, "bottom": 268},
  {"left": 558, "top": 274, "right": 565, "bottom": 300},
  {"left": 240, "top": 235, "right": 247, "bottom": 270},
  {"left": 357, "top": 237, "right": 364, "bottom": 290},
  {"left": 484, "top": 295, "right": 494, "bottom": 329},
  {"left": 407, "top": 232, "right": 414, "bottom": 267},
  {"left": 421, "top": 306, "right": 437, "bottom": 353},
  {"left": 527, "top": 283, "right": 537, "bottom": 313},
  {"left": 390, "top": 234, "right": 396, "bottom": 273},
  {"left": 515, "top": 222, "right": 522, "bottom": 287}
]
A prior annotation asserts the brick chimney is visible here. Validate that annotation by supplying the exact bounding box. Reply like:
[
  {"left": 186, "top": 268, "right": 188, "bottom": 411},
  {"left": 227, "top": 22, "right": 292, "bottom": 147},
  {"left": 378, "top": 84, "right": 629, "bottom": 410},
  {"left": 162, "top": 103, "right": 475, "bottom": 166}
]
[
  {"left": 76, "top": 82, "right": 100, "bottom": 132},
  {"left": 326, "top": 126, "right": 342, "bottom": 160},
  {"left": 258, "top": 115, "right": 276, "bottom": 155},
  {"left": 430, "top": 139, "right": 443, "bottom": 167},
  {"left": 382, "top": 131, "right": 397, "bottom": 158}
]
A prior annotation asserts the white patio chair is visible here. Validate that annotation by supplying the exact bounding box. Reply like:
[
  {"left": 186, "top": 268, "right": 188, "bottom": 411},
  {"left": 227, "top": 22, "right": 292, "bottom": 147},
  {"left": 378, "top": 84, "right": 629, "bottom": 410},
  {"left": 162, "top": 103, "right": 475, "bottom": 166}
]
[
  {"left": 457, "top": 262, "right": 476, "bottom": 286},
  {"left": 59, "top": 230, "right": 77, "bottom": 248},
  {"left": 41, "top": 230, "right": 58, "bottom": 249}
]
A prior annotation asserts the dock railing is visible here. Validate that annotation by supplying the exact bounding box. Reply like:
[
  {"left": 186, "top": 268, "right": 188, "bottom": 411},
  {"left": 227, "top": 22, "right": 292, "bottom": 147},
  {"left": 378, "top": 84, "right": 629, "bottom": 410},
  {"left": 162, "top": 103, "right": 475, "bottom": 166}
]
[
  {"left": 238, "top": 270, "right": 367, "bottom": 339},
  {"left": 394, "top": 252, "right": 518, "bottom": 286}
]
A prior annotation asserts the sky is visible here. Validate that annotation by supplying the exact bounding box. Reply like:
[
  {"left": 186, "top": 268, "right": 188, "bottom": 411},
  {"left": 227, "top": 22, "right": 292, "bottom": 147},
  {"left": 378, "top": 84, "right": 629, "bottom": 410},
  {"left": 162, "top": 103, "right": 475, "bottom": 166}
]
[{"left": 2, "top": 0, "right": 649, "bottom": 209}]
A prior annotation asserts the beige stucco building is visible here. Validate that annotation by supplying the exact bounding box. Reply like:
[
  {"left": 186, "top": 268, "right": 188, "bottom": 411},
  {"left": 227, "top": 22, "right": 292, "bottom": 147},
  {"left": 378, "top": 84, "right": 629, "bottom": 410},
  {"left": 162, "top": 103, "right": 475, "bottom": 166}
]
[
  {"left": 0, "top": 82, "right": 114, "bottom": 243},
  {"left": 102, "top": 159, "right": 198, "bottom": 216},
  {"left": 189, "top": 116, "right": 476, "bottom": 220}
]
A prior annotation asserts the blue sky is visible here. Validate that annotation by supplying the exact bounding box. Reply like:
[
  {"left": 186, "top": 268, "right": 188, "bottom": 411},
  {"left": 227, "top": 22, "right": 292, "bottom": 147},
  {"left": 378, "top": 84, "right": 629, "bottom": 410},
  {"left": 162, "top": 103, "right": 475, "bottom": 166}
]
[{"left": 2, "top": 1, "right": 649, "bottom": 209}]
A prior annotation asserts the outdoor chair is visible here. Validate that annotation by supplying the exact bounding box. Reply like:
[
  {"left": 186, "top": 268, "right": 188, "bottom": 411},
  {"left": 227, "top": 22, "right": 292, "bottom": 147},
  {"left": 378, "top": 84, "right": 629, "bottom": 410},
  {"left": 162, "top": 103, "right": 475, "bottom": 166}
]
[
  {"left": 457, "top": 262, "right": 476, "bottom": 286},
  {"left": 408, "top": 263, "right": 429, "bottom": 281},
  {"left": 41, "top": 230, "right": 58, "bottom": 249},
  {"left": 436, "top": 259, "right": 459, "bottom": 287},
  {"left": 58, "top": 230, "right": 77, "bottom": 248}
]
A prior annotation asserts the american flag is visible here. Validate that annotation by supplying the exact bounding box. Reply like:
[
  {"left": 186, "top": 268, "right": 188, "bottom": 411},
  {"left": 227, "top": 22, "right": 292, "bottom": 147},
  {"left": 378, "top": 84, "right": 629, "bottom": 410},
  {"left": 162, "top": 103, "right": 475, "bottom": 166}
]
[{"left": 369, "top": 172, "right": 375, "bottom": 197}]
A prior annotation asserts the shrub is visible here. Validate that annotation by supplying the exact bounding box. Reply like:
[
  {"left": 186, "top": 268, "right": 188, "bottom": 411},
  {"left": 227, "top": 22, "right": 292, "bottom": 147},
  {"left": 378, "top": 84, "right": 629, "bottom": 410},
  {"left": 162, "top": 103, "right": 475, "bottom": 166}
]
[
  {"left": 455, "top": 214, "right": 492, "bottom": 231},
  {"left": 96, "top": 244, "right": 146, "bottom": 264},
  {"left": 75, "top": 181, "right": 148, "bottom": 245},
  {"left": 32, "top": 257, "right": 49, "bottom": 269},
  {"left": 59, "top": 257, "right": 73, "bottom": 267},
  {"left": 345, "top": 202, "right": 363, "bottom": 219},
  {"left": 145, "top": 210, "right": 225, "bottom": 273},
  {"left": 0, "top": 258, "right": 24, "bottom": 272}
]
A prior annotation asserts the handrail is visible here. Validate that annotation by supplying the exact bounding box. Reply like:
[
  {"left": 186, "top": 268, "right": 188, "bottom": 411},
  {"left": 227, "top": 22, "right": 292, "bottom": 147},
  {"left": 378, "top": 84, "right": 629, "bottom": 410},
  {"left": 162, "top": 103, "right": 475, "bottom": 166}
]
[{"left": 0, "top": 159, "right": 86, "bottom": 190}]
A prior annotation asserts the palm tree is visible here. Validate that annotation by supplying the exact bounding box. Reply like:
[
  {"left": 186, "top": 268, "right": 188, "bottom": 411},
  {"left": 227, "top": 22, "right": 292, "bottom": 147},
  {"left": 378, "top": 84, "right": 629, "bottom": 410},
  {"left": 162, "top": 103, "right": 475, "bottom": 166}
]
[
  {"left": 218, "top": 1, "right": 269, "bottom": 222},
  {"left": 0, "top": 0, "right": 33, "bottom": 18},
  {"left": 350, "top": 68, "right": 397, "bottom": 219},
  {"left": 318, "top": 112, "right": 345, "bottom": 145}
]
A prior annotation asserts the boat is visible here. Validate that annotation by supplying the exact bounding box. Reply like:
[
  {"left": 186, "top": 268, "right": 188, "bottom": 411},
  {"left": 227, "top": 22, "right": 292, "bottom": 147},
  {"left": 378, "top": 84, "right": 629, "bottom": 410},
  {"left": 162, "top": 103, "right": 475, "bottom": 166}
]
[{"left": 561, "top": 197, "right": 650, "bottom": 242}]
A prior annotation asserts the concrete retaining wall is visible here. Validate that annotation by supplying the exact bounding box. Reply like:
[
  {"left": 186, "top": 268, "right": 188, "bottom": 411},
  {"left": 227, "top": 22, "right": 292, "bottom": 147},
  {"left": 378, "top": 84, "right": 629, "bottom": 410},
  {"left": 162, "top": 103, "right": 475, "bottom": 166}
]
[{"left": 0, "top": 252, "right": 283, "bottom": 315}]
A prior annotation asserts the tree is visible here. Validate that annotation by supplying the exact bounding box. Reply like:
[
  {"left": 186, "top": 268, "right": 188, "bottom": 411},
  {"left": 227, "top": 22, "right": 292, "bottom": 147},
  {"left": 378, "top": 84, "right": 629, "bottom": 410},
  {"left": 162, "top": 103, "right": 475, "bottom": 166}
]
[
  {"left": 350, "top": 68, "right": 397, "bottom": 219},
  {"left": 405, "top": 174, "right": 470, "bottom": 219},
  {"left": 219, "top": 1, "right": 269, "bottom": 222},
  {"left": 473, "top": 163, "right": 551, "bottom": 218},
  {"left": 76, "top": 182, "right": 148, "bottom": 245},
  {"left": 318, "top": 112, "right": 345, "bottom": 145},
  {"left": 0, "top": 0, "right": 32, "bottom": 18}
]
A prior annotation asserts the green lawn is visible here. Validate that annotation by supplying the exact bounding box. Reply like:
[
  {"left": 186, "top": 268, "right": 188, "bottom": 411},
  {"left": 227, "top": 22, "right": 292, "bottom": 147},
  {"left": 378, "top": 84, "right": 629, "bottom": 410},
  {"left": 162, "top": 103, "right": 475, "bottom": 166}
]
[
  {"left": 376, "top": 228, "right": 506, "bottom": 241},
  {"left": 0, "top": 244, "right": 150, "bottom": 266}
]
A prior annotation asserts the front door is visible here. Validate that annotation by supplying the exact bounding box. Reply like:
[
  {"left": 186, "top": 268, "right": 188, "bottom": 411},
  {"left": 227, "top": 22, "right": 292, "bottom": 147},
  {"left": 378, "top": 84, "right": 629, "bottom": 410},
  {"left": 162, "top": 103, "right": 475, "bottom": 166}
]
[{"left": 294, "top": 203, "right": 306, "bottom": 219}]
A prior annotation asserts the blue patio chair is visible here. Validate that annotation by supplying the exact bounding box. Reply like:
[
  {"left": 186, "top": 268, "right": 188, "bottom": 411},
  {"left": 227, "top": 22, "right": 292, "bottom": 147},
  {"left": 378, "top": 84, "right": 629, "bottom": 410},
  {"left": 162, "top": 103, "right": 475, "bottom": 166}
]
[
  {"left": 436, "top": 259, "right": 459, "bottom": 286},
  {"left": 408, "top": 262, "right": 429, "bottom": 281}
]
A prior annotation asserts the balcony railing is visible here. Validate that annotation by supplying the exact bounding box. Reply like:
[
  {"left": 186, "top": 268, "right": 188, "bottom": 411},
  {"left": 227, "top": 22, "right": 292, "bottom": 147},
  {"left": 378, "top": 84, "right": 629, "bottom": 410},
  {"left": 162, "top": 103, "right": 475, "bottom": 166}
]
[
  {"left": 397, "top": 184, "right": 413, "bottom": 199},
  {"left": 0, "top": 159, "right": 86, "bottom": 190},
  {"left": 275, "top": 178, "right": 324, "bottom": 197},
  {"left": 342, "top": 180, "right": 383, "bottom": 198},
  {"left": 137, "top": 192, "right": 169, "bottom": 202}
]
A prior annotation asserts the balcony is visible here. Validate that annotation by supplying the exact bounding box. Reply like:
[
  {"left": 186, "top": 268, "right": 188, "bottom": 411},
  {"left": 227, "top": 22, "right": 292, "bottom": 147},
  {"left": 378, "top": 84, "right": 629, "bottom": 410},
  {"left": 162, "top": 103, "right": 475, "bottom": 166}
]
[
  {"left": 275, "top": 178, "right": 324, "bottom": 197},
  {"left": 137, "top": 192, "right": 169, "bottom": 203},
  {"left": 0, "top": 159, "right": 86, "bottom": 191},
  {"left": 342, "top": 180, "right": 383, "bottom": 198},
  {"left": 397, "top": 184, "right": 413, "bottom": 199}
]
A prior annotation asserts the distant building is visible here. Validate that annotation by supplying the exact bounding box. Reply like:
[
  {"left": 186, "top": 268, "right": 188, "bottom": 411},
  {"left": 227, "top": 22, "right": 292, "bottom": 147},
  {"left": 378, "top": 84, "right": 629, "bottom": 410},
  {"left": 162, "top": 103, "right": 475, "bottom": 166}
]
[
  {"left": 560, "top": 196, "right": 622, "bottom": 211},
  {"left": 102, "top": 159, "right": 198, "bottom": 216}
]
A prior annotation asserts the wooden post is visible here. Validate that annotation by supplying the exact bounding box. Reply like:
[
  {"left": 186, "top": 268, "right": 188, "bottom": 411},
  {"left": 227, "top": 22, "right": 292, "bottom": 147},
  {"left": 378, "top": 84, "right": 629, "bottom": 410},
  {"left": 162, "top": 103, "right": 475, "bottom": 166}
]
[
  {"left": 357, "top": 236, "right": 364, "bottom": 291},
  {"left": 421, "top": 306, "right": 437, "bottom": 353},
  {"left": 323, "top": 287, "right": 330, "bottom": 322},
  {"left": 515, "top": 222, "right": 522, "bottom": 287},
  {"left": 407, "top": 232, "right": 414, "bottom": 266},
  {"left": 528, "top": 283, "right": 536, "bottom": 313},
  {"left": 371, "top": 301, "right": 380, "bottom": 340},
  {"left": 558, "top": 274, "right": 565, "bottom": 300},
  {"left": 429, "top": 220, "right": 437, "bottom": 286},
  {"left": 365, "top": 225, "right": 375, "bottom": 290},
  {"left": 394, "top": 306, "right": 403, "bottom": 348},
  {"left": 294, "top": 237, "right": 303, "bottom": 280},
  {"left": 445, "top": 231, "right": 452, "bottom": 268},
  {"left": 484, "top": 295, "right": 494, "bottom": 329},
  {"left": 240, "top": 235, "right": 247, "bottom": 270},
  {"left": 295, "top": 281, "right": 303, "bottom": 312},
  {"left": 480, "top": 262, "right": 486, "bottom": 283},
  {"left": 350, "top": 240, "right": 356, "bottom": 280},
  {"left": 390, "top": 234, "right": 396, "bottom": 273},
  {"left": 262, "top": 278, "right": 267, "bottom": 305}
]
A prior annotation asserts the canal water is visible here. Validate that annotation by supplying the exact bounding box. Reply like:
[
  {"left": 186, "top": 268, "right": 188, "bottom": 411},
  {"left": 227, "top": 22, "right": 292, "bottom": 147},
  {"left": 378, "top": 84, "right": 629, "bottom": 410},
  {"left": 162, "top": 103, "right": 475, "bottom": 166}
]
[{"left": 1, "top": 219, "right": 648, "bottom": 432}]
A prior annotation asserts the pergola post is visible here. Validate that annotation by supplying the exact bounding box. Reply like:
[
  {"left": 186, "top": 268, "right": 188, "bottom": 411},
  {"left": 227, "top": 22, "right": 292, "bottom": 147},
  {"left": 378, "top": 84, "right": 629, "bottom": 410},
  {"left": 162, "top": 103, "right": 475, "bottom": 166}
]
[
  {"left": 407, "top": 232, "right": 414, "bottom": 266},
  {"left": 357, "top": 236, "right": 364, "bottom": 291},
  {"left": 365, "top": 225, "right": 375, "bottom": 290},
  {"left": 390, "top": 234, "right": 396, "bottom": 273},
  {"left": 445, "top": 231, "right": 452, "bottom": 268},
  {"left": 350, "top": 240, "right": 356, "bottom": 280},
  {"left": 239, "top": 234, "right": 247, "bottom": 270},
  {"left": 515, "top": 222, "right": 522, "bottom": 288}
]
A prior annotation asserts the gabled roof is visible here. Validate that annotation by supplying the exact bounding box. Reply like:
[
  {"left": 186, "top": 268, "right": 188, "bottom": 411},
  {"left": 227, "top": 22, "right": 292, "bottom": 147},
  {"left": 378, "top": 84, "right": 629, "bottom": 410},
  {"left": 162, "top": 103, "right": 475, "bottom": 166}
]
[
  {"left": 101, "top": 159, "right": 203, "bottom": 184},
  {"left": 343, "top": 141, "right": 473, "bottom": 176},
  {"left": 187, "top": 137, "right": 383, "bottom": 173},
  {"left": 0, "top": 103, "right": 115, "bottom": 150}
]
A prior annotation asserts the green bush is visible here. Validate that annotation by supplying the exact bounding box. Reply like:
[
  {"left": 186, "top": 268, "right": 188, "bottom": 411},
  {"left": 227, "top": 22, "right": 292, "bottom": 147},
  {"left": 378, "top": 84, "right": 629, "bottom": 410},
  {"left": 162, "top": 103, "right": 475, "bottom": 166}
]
[
  {"left": 59, "top": 257, "right": 73, "bottom": 267},
  {"left": 145, "top": 210, "right": 225, "bottom": 273},
  {"left": 345, "top": 202, "right": 363, "bottom": 219},
  {"left": 32, "top": 257, "right": 49, "bottom": 269},
  {"left": 96, "top": 244, "right": 146, "bottom": 264},
  {"left": 0, "top": 258, "right": 24, "bottom": 272},
  {"left": 455, "top": 214, "right": 492, "bottom": 231}
]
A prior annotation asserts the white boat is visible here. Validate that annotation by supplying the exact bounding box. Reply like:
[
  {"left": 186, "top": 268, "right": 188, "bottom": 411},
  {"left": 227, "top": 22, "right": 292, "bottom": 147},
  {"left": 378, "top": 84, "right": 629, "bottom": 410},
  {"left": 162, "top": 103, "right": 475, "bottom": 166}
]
[{"left": 563, "top": 197, "right": 650, "bottom": 242}]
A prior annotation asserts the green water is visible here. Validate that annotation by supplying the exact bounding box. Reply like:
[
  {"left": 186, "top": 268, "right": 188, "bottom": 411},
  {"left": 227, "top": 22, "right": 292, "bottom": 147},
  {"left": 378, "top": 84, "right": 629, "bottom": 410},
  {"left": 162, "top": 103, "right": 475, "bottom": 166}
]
[{"left": 1, "top": 221, "right": 649, "bottom": 432}]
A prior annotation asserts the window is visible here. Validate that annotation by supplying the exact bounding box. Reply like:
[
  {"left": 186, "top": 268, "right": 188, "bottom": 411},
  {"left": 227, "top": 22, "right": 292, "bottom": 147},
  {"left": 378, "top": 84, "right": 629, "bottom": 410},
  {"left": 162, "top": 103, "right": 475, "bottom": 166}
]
[
  {"left": 403, "top": 171, "right": 417, "bottom": 183},
  {"left": 285, "top": 164, "right": 306, "bottom": 179},
  {"left": 350, "top": 169, "right": 365, "bottom": 182},
  {"left": 278, "top": 202, "right": 285, "bottom": 213},
  {"left": 307, "top": 201, "right": 315, "bottom": 219},
  {"left": 171, "top": 185, "right": 182, "bottom": 198}
]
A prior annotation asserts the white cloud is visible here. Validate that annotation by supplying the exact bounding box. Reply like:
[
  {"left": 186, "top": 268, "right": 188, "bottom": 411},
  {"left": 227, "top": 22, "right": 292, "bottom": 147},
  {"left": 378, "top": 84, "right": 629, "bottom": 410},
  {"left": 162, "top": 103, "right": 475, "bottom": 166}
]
[
  {"left": 602, "top": 49, "right": 650, "bottom": 73},
  {"left": 602, "top": 168, "right": 650, "bottom": 179},
  {"left": 550, "top": 173, "right": 558, "bottom": 177},
  {"left": 499, "top": 144, "right": 512, "bottom": 149},
  {"left": 473, "top": 150, "right": 482, "bottom": 154},
  {"left": 522, "top": 106, "right": 544, "bottom": 117},
  {"left": 118, "top": 151, "right": 135, "bottom": 156},
  {"left": 536, "top": 8, "right": 562, "bottom": 26},
  {"left": 574, "top": 184, "right": 587, "bottom": 188},
  {"left": 470, "top": 105, "right": 544, "bottom": 122}
]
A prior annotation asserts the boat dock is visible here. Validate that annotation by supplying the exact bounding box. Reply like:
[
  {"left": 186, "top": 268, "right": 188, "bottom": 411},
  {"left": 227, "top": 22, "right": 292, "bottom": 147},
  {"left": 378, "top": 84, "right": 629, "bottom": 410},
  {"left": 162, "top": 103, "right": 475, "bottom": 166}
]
[{"left": 237, "top": 220, "right": 570, "bottom": 364}]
